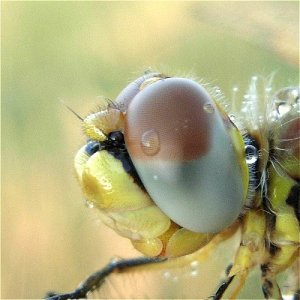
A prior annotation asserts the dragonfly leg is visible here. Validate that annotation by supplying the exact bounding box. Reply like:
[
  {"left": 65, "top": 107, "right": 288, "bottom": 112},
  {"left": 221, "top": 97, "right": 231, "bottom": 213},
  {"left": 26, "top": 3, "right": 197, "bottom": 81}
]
[
  {"left": 209, "top": 264, "right": 235, "bottom": 300},
  {"left": 44, "top": 256, "right": 166, "bottom": 300},
  {"left": 212, "top": 267, "right": 249, "bottom": 300},
  {"left": 260, "top": 244, "right": 299, "bottom": 300},
  {"left": 210, "top": 210, "right": 266, "bottom": 299},
  {"left": 261, "top": 263, "right": 283, "bottom": 300}
]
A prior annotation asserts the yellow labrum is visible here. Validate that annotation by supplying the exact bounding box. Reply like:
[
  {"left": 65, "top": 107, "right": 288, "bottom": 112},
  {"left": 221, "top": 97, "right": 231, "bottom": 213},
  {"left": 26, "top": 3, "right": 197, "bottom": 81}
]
[{"left": 82, "top": 151, "right": 153, "bottom": 211}]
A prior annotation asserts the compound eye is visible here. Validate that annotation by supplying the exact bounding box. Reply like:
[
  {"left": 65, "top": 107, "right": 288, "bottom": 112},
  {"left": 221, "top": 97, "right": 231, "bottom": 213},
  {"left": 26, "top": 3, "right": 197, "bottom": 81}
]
[{"left": 124, "top": 78, "right": 244, "bottom": 233}]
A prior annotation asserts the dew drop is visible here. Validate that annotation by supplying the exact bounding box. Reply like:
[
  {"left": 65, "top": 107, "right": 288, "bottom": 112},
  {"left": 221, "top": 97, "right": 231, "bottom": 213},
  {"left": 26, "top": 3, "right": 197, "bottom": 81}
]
[
  {"left": 282, "top": 295, "right": 295, "bottom": 300},
  {"left": 190, "top": 270, "right": 199, "bottom": 277},
  {"left": 189, "top": 260, "right": 199, "bottom": 277},
  {"left": 130, "top": 232, "right": 142, "bottom": 240},
  {"left": 109, "top": 256, "right": 121, "bottom": 264},
  {"left": 84, "top": 199, "right": 94, "bottom": 208},
  {"left": 215, "top": 88, "right": 221, "bottom": 94},
  {"left": 278, "top": 103, "right": 292, "bottom": 116},
  {"left": 100, "top": 177, "right": 112, "bottom": 191},
  {"left": 229, "top": 114, "right": 236, "bottom": 122},
  {"left": 190, "top": 261, "right": 199, "bottom": 269},
  {"left": 203, "top": 103, "right": 215, "bottom": 114},
  {"left": 245, "top": 145, "right": 258, "bottom": 164},
  {"left": 273, "top": 87, "right": 300, "bottom": 118},
  {"left": 265, "top": 87, "right": 272, "bottom": 93},
  {"left": 140, "top": 129, "right": 160, "bottom": 156},
  {"left": 294, "top": 100, "right": 300, "bottom": 113},
  {"left": 162, "top": 271, "right": 171, "bottom": 279}
]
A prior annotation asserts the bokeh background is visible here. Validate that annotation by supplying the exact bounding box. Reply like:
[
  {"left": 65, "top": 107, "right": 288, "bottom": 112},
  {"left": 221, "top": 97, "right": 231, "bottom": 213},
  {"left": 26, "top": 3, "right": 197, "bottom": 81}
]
[{"left": 2, "top": 1, "right": 299, "bottom": 299}]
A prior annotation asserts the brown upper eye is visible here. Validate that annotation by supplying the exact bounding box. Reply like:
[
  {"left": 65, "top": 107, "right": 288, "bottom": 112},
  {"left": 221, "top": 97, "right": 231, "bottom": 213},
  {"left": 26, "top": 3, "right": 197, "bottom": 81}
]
[{"left": 124, "top": 78, "right": 214, "bottom": 162}]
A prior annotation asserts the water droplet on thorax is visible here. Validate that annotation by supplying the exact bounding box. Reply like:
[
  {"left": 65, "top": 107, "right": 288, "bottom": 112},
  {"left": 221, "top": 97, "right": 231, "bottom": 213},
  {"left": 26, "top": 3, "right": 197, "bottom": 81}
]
[
  {"left": 245, "top": 145, "right": 258, "bottom": 164},
  {"left": 203, "top": 103, "right": 215, "bottom": 114},
  {"left": 141, "top": 129, "right": 160, "bottom": 156}
]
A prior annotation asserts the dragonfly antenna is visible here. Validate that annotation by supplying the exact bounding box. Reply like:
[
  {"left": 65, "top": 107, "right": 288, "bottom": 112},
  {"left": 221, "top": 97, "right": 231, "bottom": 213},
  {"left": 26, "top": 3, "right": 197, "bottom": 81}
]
[{"left": 60, "top": 100, "right": 84, "bottom": 121}]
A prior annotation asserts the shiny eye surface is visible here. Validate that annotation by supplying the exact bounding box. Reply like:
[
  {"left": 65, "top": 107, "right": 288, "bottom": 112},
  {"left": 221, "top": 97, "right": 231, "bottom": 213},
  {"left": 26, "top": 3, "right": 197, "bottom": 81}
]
[{"left": 119, "top": 77, "right": 246, "bottom": 233}]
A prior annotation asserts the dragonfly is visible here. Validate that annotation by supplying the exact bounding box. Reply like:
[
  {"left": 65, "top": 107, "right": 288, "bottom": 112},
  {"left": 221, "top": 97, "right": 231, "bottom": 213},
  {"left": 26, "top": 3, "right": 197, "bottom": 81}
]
[{"left": 46, "top": 72, "right": 299, "bottom": 300}]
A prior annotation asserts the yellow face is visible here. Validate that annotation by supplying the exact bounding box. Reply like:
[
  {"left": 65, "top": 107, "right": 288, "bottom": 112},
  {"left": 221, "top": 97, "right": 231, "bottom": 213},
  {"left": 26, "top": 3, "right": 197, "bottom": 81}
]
[{"left": 74, "top": 73, "right": 249, "bottom": 258}]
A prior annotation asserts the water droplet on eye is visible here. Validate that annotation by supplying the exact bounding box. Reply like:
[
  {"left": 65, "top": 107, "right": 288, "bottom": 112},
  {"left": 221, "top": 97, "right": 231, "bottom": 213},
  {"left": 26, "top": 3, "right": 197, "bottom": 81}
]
[
  {"left": 203, "top": 103, "right": 215, "bottom": 114},
  {"left": 245, "top": 145, "right": 258, "bottom": 164},
  {"left": 141, "top": 129, "right": 160, "bottom": 156}
]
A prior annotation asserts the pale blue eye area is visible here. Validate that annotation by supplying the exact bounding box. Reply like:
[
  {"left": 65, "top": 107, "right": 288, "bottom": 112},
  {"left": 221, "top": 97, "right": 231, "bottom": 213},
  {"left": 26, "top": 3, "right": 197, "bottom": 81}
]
[{"left": 131, "top": 138, "right": 244, "bottom": 233}]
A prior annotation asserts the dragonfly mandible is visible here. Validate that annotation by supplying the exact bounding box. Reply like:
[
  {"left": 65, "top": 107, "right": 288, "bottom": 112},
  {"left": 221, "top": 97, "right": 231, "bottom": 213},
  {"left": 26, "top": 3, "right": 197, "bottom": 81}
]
[{"left": 46, "top": 72, "right": 299, "bottom": 300}]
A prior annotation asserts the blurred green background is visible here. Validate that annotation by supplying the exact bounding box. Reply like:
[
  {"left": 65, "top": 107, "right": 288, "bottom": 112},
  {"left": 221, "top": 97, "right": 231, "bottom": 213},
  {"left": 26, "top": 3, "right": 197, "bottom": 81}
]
[{"left": 2, "top": 2, "right": 299, "bottom": 299}]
